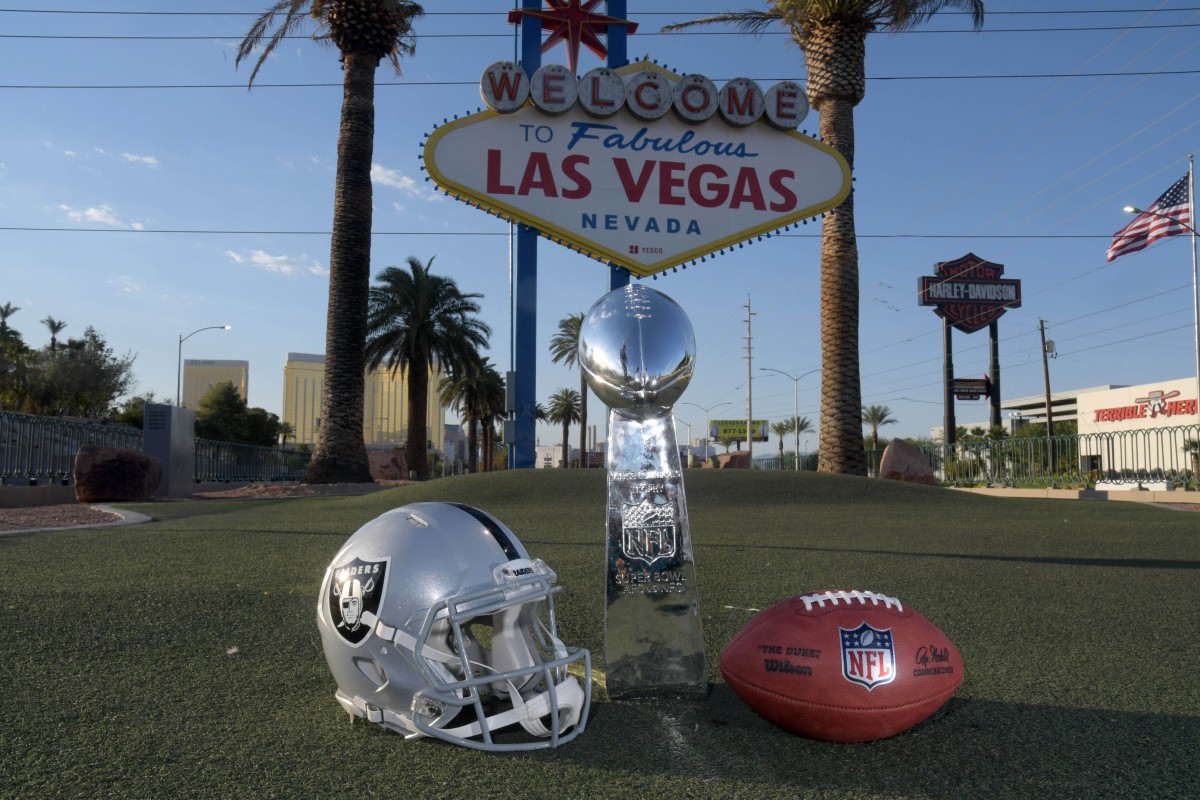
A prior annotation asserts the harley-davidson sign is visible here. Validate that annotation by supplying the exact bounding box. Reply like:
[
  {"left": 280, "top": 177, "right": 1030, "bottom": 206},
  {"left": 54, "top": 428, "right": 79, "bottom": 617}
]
[
  {"left": 918, "top": 253, "right": 1021, "bottom": 334},
  {"left": 422, "top": 60, "right": 852, "bottom": 278}
]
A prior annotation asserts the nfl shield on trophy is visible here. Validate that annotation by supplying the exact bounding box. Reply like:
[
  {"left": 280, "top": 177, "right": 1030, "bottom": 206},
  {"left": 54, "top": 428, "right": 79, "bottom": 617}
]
[{"left": 579, "top": 283, "right": 708, "bottom": 700}]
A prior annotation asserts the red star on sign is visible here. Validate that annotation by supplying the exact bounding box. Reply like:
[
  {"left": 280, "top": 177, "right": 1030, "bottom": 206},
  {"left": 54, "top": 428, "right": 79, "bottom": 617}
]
[{"left": 508, "top": 0, "right": 638, "bottom": 73}]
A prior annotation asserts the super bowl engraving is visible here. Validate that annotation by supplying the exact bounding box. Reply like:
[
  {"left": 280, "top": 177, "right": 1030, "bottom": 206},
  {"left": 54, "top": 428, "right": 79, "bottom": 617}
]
[{"left": 580, "top": 283, "right": 708, "bottom": 700}]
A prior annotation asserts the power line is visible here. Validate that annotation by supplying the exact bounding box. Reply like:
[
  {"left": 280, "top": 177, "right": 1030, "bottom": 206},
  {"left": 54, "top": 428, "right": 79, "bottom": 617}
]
[
  {"left": 0, "top": 226, "right": 1115, "bottom": 238},
  {"left": 6, "top": 24, "right": 1200, "bottom": 40},
  {"left": 2, "top": 70, "right": 1197, "bottom": 90},
  {"left": 2, "top": 7, "right": 1199, "bottom": 16}
]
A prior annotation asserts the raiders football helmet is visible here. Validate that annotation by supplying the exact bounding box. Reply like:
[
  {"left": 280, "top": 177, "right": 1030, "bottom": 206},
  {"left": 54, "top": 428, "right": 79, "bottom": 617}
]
[{"left": 317, "top": 502, "right": 591, "bottom": 751}]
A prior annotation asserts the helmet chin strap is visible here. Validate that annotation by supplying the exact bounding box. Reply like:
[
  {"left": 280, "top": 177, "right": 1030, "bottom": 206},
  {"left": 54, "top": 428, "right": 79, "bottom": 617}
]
[{"left": 436, "top": 674, "right": 586, "bottom": 742}]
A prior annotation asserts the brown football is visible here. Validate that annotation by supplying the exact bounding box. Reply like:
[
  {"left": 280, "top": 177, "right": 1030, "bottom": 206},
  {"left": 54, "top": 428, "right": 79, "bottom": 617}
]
[{"left": 720, "top": 589, "right": 963, "bottom": 742}]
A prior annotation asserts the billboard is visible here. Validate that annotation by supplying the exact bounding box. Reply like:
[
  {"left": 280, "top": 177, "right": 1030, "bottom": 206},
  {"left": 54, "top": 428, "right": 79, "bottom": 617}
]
[
  {"left": 710, "top": 419, "right": 769, "bottom": 443},
  {"left": 423, "top": 60, "right": 852, "bottom": 278}
]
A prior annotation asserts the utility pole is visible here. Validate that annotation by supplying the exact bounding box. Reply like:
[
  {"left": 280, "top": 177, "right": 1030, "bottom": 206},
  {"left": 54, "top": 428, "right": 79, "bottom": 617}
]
[
  {"left": 1039, "top": 318, "right": 1055, "bottom": 473},
  {"left": 744, "top": 296, "right": 755, "bottom": 462}
]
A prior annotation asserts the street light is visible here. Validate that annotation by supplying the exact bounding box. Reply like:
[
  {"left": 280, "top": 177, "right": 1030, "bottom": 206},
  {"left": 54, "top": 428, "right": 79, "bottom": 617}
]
[
  {"left": 675, "top": 418, "right": 692, "bottom": 466},
  {"left": 1122, "top": 202, "right": 1199, "bottom": 423},
  {"left": 680, "top": 400, "right": 731, "bottom": 462},
  {"left": 760, "top": 367, "right": 820, "bottom": 471},
  {"left": 177, "top": 325, "right": 231, "bottom": 407}
]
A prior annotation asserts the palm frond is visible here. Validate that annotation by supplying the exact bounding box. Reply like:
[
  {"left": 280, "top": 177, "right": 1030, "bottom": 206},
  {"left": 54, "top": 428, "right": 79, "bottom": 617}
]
[{"left": 661, "top": 10, "right": 783, "bottom": 36}]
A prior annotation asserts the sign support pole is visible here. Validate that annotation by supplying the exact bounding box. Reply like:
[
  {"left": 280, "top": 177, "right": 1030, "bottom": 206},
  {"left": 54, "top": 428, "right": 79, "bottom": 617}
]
[
  {"left": 943, "top": 318, "right": 956, "bottom": 446},
  {"left": 606, "top": 0, "right": 632, "bottom": 294},
  {"left": 511, "top": 0, "right": 542, "bottom": 469},
  {"left": 989, "top": 320, "right": 1001, "bottom": 428}
]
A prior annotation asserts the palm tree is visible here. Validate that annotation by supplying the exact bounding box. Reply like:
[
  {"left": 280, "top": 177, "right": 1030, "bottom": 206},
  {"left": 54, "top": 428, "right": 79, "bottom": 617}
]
[
  {"left": 0, "top": 302, "right": 19, "bottom": 343},
  {"left": 1184, "top": 437, "right": 1200, "bottom": 486},
  {"left": 41, "top": 316, "right": 66, "bottom": 354},
  {"left": 665, "top": 1, "right": 984, "bottom": 476},
  {"left": 862, "top": 404, "right": 897, "bottom": 452},
  {"left": 475, "top": 364, "right": 506, "bottom": 472},
  {"left": 238, "top": 1, "right": 424, "bottom": 484},
  {"left": 440, "top": 357, "right": 504, "bottom": 473},
  {"left": 366, "top": 256, "right": 490, "bottom": 480},
  {"left": 862, "top": 404, "right": 897, "bottom": 473},
  {"left": 278, "top": 421, "right": 295, "bottom": 447},
  {"left": 546, "top": 387, "right": 581, "bottom": 468},
  {"left": 549, "top": 312, "right": 589, "bottom": 467},
  {"left": 771, "top": 420, "right": 791, "bottom": 464}
]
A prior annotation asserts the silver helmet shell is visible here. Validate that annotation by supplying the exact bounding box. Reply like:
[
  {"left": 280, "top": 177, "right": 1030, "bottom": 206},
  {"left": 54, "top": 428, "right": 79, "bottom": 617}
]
[{"left": 317, "top": 502, "right": 591, "bottom": 751}]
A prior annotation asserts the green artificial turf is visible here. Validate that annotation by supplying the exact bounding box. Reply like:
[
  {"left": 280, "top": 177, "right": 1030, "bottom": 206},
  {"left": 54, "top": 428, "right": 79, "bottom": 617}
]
[{"left": 2, "top": 470, "right": 1198, "bottom": 799}]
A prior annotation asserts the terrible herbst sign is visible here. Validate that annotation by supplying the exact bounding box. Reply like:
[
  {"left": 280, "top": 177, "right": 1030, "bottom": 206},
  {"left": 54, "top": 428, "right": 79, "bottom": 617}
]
[
  {"left": 422, "top": 60, "right": 851, "bottom": 278},
  {"left": 918, "top": 253, "right": 1021, "bottom": 334}
]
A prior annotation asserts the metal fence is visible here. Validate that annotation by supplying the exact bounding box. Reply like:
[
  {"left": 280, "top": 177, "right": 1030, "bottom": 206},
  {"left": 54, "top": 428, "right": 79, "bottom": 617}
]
[
  {"left": 194, "top": 438, "right": 313, "bottom": 483},
  {"left": 916, "top": 424, "right": 1200, "bottom": 488},
  {"left": 0, "top": 409, "right": 143, "bottom": 485},
  {"left": 754, "top": 425, "right": 1200, "bottom": 488},
  {"left": 0, "top": 410, "right": 312, "bottom": 486}
]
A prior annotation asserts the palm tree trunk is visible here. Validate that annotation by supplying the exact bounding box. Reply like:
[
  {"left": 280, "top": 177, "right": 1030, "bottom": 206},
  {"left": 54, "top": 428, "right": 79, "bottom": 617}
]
[
  {"left": 406, "top": 358, "right": 430, "bottom": 479},
  {"left": 467, "top": 412, "right": 479, "bottom": 473},
  {"left": 481, "top": 423, "right": 492, "bottom": 472},
  {"left": 578, "top": 375, "right": 588, "bottom": 467},
  {"left": 561, "top": 422, "right": 570, "bottom": 468},
  {"left": 305, "top": 51, "right": 375, "bottom": 484},
  {"left": 815, "top": 96, "right": 867, "bottom": 477}
]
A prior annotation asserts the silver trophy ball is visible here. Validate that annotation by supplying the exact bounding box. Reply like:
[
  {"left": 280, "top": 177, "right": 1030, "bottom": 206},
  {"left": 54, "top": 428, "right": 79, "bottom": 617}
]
[{"left": 579, "top": 284, "right": 695, "bottom": 411}]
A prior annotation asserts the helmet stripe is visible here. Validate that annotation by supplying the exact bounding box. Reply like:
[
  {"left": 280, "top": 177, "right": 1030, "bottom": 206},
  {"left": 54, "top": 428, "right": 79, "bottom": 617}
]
[{"left": 448, "top": 503, "right": 521, "bottom": 560}]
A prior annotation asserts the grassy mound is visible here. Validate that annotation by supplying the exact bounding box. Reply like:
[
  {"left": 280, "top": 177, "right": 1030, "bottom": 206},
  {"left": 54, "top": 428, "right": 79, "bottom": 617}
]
[{"left": 1, "top": 470, "right": 1197, "bottom": 799}]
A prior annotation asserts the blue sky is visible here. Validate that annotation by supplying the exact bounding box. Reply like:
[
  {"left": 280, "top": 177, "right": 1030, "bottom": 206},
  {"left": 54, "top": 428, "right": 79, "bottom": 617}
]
[{"left": 2, "top": 1, "right": 1199, "bottom": 454}]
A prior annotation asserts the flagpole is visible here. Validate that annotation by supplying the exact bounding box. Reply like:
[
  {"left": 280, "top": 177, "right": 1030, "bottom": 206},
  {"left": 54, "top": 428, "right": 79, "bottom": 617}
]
[{"left": 1191, "top": 154, "right": 1199, "bottom": 424}]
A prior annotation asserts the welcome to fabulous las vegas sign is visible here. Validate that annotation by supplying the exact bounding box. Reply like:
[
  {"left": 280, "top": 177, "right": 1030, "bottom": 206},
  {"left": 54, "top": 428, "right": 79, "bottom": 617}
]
[{"left": 422, "top": 60, "right": 852, "bottom": 279}]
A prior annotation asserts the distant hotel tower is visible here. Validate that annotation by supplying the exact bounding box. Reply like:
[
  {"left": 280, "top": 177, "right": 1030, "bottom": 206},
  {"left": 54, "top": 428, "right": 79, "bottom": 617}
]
[
  {"left": 181, "top": 359, "right": 249, "bottom": 410},
  {"left": 281, "top": 352, "right": 445, "bottom": 448}
]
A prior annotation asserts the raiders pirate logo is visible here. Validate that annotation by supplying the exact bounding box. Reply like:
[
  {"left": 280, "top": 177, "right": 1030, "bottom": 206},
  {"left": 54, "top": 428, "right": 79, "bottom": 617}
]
[{"left": 326, "top": 556, "right": 388, "bottom": 646}]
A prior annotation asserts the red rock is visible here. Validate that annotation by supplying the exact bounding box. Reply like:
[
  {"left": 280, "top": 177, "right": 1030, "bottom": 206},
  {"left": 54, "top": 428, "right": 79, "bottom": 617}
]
[
  {"left": 73, "top": 445, "right": 162, "bottom": 503},
  {"left": 368, "top": 449, "right": 408, "bottom": 481},
  {"left": 878, "top": 439, "right": 938, "bottom": 486}
]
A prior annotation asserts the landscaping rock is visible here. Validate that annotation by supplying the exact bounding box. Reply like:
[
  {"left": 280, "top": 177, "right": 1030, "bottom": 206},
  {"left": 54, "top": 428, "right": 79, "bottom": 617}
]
[
  {"left": 878, "top": 439, "right": 938, "bottom": 486},
  {"left": 718, "top": 451, "right": 751, "bottom": 469},
  {"left": 73, "top": 445, "right": 162, "bottom": 503},
  {"left": 368, "top": 449, "right": 408, "bottom": 481}
]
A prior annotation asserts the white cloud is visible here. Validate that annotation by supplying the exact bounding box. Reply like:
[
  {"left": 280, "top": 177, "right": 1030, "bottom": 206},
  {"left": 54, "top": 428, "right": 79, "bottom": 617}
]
[
  {"left": 63, "top": 150, "right": 78, "bottom": 158},
  {"left": 371, "top": 163, "right": 421, "bottom": 194},
  {"left": 226, "top": 248, "right": 323, "bottom": 277},
  {"left": 59, "top": 202, "right": 144, "bottom": 229},
  {"left": 122, "top": 152, "right": 159, "bottom": 168},
  {"left": 108, "top": 275, "right": 142, "bottom": 293},
  {"left": 372, "top": 162, "right": 443, "bottom": 203}
]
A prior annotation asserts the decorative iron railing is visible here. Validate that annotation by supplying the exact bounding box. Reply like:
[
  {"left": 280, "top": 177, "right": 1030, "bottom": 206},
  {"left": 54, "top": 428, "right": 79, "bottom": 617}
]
[
  {"left": 194, "top": 438, "right": 312, "bottom": 483},
  {"left": 917, "top": 424, "right": 1200, "bottom": 487},
  {"left": 0, "top": 409, "right": 143, "bottom": 485},
  {"left": 756, "top": 426, "right": 1200, "bottom": 488}
]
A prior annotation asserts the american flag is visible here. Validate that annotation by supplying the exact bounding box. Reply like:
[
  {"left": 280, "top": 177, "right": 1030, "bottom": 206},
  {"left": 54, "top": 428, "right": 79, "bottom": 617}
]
[{"left": 1106, "top": 173, "right": 1192, "bottom": 262}]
